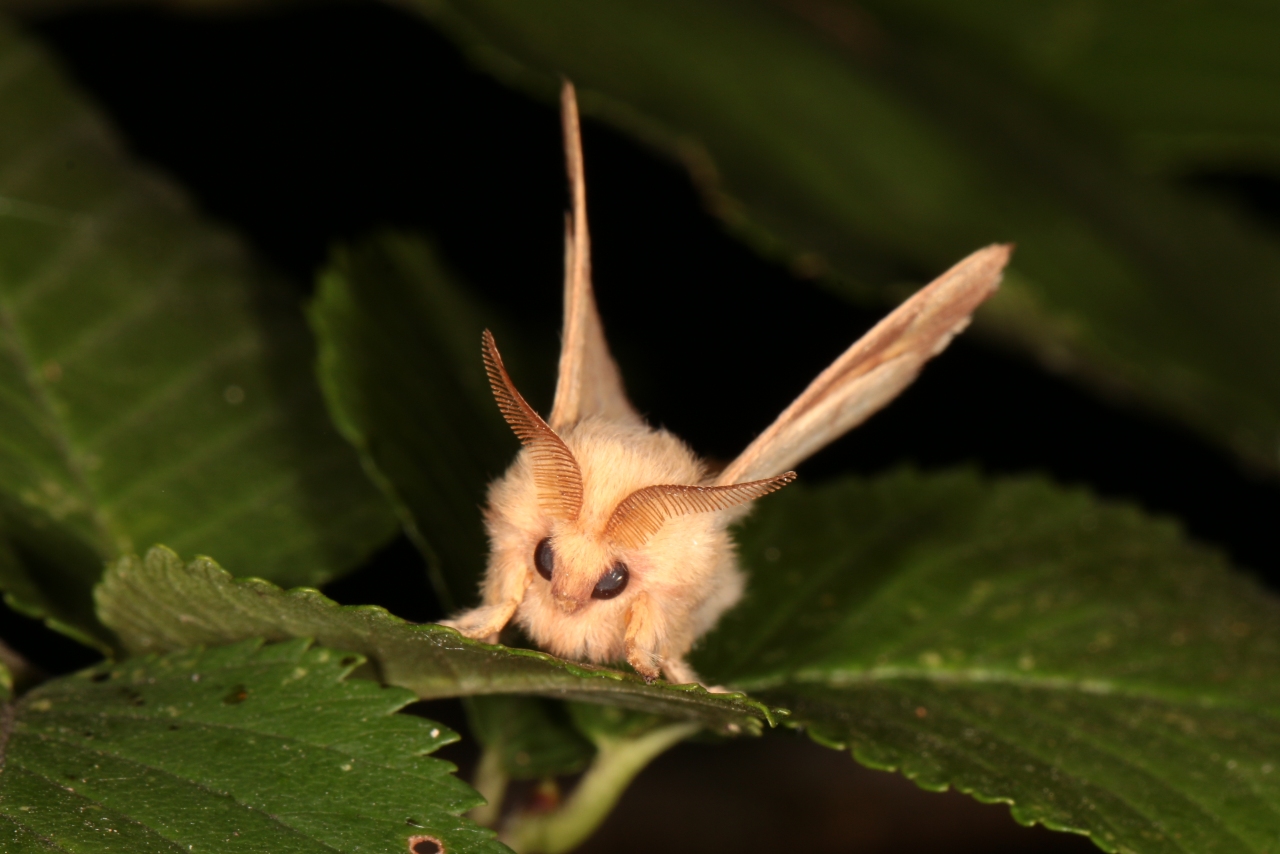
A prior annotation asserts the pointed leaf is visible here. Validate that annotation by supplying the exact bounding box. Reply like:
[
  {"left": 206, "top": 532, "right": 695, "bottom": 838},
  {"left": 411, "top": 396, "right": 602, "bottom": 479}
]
[
  {"left": 0, "top": 18, "right": 397, "bottom": 642},
  {"left": 310, "top": 234, "right": 524, "bottom": 609},
  {"left": 696, "top": 469, "right": 1280, "bottom": 853},
  {"left": 0, "top": 637, "right": 507, "bottom": 853}
]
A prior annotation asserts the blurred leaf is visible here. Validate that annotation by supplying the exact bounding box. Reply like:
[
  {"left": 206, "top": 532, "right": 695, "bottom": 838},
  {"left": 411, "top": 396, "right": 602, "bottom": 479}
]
[
  {"left": 0, "top": 637, "right": 507, "bottom": 854},
  {"left": 406, "top": 0, "right": 1280, "bottom": 475},
  {"left": 8, "top": 0, "right": 1277, "bottom": 174},
  {"left": 696, "top": 469, "right": 1280, "bottom": 853},
  {"left": 0, "top": 18, "right": 397, "bottom": 643},
  {"left": 467, "top": 696, "right": 594, "bottom": 781},
  {"left": 95, "top": 545, "right": 779, "bottom": 735},
  {"left": 310, "top": 233, "right": 525, "bottom": 609},
  {"left": 857, "top": 0, "right": 1280, "bottom": 172}
]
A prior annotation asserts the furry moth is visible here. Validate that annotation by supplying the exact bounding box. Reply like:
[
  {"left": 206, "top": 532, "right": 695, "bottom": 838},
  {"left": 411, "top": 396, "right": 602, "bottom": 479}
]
[{"left": 441, "top": 82, "right": 1012, "bottom": 687}]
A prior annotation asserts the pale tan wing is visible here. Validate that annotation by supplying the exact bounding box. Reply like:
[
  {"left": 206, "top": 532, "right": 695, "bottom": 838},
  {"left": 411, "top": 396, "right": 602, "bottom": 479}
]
[
  {"left": 717, "top": 244, "right": 1011, "bottom": 486},
  {"left": 548, "top": 80, "right": 640, "bottom": 432}
]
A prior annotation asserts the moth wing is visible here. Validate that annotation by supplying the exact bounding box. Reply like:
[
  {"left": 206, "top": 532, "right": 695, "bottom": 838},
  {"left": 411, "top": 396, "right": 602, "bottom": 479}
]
[
  {"left": 548, "top": 81, "right": 641, "bottom": 432},
  {"left": 716, "top": 244, "right": 1011, "bottom": 486}
]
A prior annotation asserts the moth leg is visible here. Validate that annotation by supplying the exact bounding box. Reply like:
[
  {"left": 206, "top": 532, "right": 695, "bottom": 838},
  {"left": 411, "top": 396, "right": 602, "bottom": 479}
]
[
  {"left": 660, "top": 657, "right": 706, "bottom": 688},
  {"left": 439, "top": 566, "right": 532, "bottom": 644},
  {"left": 438, "top": 604, "right": 516, "bottom": 645},
  {"left": 664, "top": 661, "right": 730, "bottom": 693},
  {"left": 624, "top": 591, "right": 664, "bottom": 683}
]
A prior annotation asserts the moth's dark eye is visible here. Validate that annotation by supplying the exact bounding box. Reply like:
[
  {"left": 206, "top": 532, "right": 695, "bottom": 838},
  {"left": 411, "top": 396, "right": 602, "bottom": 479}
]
[
  {"left": 592, "top": 561, "right": 629, "bottom": 600},
  {"left": 534, "top": 537, "right": 555, "bottom": 581}
]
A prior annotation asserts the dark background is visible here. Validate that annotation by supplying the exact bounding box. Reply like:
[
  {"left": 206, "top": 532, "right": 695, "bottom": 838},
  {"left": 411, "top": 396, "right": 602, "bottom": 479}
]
[{"left": 8, "top": 3, "right": 1278, "bottom": 852}]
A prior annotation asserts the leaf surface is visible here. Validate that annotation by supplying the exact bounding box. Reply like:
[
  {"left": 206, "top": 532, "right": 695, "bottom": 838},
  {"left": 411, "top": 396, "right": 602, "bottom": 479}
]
[
  {"left": 408, "top": 0, "right": 1280, "bottom": 475},
  {"left": 0, "top": 637, "right": 507, "bottom": 853},
  {"left": 696, "top": 469, "right": 1280, "bottom": 853},
  {"left": 95, "top": 546, "right": 777, "bottom": 736},
  {"left": 0, "top": 18, "right": 397, "bottom": 643}
]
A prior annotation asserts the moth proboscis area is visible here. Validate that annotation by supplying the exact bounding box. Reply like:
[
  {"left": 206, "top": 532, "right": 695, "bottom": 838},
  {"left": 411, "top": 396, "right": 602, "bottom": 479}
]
[{"left": 440, "top": 80, "right": 1012, "bottom": 689}]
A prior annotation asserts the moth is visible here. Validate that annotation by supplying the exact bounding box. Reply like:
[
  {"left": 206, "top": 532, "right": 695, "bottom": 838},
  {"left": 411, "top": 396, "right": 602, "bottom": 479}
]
[{"left": 442, "top": 82, "right": 1011, "bottom": 687}]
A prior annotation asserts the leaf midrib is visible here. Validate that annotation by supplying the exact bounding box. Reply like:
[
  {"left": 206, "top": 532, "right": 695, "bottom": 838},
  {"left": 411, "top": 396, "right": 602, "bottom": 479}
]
[
  {"left": 738, "top": 664, "right": 1279, "bottom": 715},
  {"left": 0, "top": 283, "right": 113, "bottom": 556},
  {"left": 0, "top": 810, "right": 65, "bottom": 853}
]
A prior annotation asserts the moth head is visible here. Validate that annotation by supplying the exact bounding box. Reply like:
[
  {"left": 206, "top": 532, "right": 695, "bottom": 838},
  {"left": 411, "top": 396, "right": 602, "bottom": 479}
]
[{"left": 483, "top": 330, "right": 794, "bottom": 616}]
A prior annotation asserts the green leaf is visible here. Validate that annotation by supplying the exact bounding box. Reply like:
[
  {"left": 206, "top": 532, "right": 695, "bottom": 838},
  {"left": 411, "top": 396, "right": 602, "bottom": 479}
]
[
  {"left": 409, "top": 0, "right": 1280, "bottom": 475},
  {"left": 0, "top": 17, "right": 397, "bottom": 642},
  {"left": 310, "top": 233, "right": 527, "bottom": 609},
  {"left": 856, "top": 1, "right": 1280, "bottom": 173},
  {"left": 0, "top": 637, "right": 507, "bottom": 853},
  {"left": 694, "top": 469, "right": 1280, "bottom": 853},
  {"left": 95, "top": 546, "right": 778, "bottom": 736}
]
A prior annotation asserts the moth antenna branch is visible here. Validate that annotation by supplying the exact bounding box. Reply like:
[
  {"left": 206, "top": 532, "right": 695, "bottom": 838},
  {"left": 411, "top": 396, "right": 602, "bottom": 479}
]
[
  {"left": 606, "top": 473, "right": 797, "bottom": 549},
  {"left": 482, "top": 329, "right": 584, "bottom": 521}
]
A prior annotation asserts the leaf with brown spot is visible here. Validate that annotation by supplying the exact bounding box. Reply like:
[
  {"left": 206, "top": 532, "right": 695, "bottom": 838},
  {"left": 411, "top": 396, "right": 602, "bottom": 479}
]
[{"left": 0, "top": 638, "right": 508, "bottom": 853}]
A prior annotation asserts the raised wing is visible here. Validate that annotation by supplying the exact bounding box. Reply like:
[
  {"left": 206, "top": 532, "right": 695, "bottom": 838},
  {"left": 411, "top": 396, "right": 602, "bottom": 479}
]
[
  {"left": 716, "top": 244, "right": 1011, "bottom": 486},
  {"left": 548, "top": 81, "right": 641, "bottom": 432}
]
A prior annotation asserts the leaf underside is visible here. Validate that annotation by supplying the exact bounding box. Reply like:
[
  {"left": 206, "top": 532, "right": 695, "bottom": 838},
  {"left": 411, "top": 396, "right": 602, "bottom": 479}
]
[
  {"left": 0, "top": 637, "right": 507, "bottom": 854},
  {"left": 95, "top": 546, "right": 777, "bottom": 736},
  {"left": 696, "top": 470, "right": 1280, "bottom": 854}
]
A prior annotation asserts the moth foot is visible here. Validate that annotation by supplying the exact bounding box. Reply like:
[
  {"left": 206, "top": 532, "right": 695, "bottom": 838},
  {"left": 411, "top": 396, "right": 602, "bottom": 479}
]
[
  {"left": 437, "top": 604, "right": 513, "bottom": 642},
  {"left": 626, "top": 645, "right": 662, "bottom": 683},
  {"left": 659, "top": 657, "right": 705, "bottom": 687}
]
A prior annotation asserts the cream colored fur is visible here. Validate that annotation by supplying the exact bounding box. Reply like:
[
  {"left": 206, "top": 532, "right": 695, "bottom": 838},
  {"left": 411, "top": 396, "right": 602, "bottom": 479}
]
[{"left": 476, "top": 417, "right": 742, "bottom": 683}]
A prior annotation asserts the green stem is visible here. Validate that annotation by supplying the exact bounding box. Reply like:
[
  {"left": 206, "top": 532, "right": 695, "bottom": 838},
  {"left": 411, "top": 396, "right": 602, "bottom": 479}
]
[
  {"left": 502, "top": 721, "right": 700, "bottom": 854},
  {"left": 469, "top": 744, "right": 509, "bottom": 827}
]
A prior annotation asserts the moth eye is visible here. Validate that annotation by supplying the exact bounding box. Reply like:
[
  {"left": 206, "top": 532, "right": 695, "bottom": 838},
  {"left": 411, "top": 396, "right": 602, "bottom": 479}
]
[
  {"left": 534, "top": 537, "right": 555, "bottom": 581},
  {"left": 591, "top": 561, "right": 629, "bottom": 600}
]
